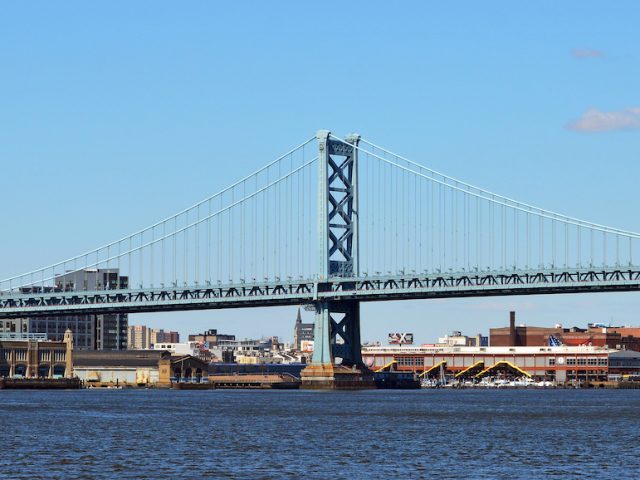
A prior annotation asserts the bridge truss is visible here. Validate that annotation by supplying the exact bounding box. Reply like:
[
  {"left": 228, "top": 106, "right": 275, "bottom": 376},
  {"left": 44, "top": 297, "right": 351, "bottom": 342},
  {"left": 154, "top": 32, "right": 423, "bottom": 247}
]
[
  {"left": 1, "top": 130, "right": 639, "bottom": 371},
  {"left": 1, "top": 268, "right": 639, "bottom": 319}
]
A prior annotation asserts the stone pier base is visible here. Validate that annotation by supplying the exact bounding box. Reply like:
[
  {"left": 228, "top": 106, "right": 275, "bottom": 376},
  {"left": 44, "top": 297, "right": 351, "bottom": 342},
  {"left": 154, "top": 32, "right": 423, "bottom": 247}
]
[{"left": 301, "top": 364, "right": 375, "bottom": 389}]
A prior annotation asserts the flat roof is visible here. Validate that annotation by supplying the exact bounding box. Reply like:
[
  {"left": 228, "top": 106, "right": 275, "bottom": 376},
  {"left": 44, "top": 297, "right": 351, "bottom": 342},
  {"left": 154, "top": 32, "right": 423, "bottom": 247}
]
[
  {"left": 609, "top": 350, "right": 640, "bottom": 359},
  {"left": 74, "top": 350, "right": 170, "bottom": 367},
  {"left": 362, "top": 345, "right": 613, "bottom": 355}
]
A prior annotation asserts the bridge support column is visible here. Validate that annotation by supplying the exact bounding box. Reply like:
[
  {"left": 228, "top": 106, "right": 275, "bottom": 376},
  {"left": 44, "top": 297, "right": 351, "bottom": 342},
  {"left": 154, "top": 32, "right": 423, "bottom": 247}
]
[
  {"left": 301, "top": 300, "right": 373, "bottom": 388},
  {"left": 301, "top": 130, "right": 373, "bottom": 389}
]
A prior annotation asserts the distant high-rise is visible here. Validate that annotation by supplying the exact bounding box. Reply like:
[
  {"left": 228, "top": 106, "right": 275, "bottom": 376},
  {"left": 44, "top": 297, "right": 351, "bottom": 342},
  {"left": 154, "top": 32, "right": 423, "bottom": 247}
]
[
  {"left": 25, "top": 269, "right": 128, "bottom": 350},
  {"left": 150, "top": 328, "right": 180, "bottom": 345},
  {"left": 127, "top": 326, "right": 180, "bottom": 349},
  {"left": 127, "top": 325, "right": 150, "bottom": 349}
]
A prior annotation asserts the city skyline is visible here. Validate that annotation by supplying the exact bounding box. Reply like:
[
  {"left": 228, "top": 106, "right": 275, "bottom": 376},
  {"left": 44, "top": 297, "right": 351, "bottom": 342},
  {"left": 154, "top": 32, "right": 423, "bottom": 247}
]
[{"left": 2, "top": 2, "right": 639, "bottom": 345}]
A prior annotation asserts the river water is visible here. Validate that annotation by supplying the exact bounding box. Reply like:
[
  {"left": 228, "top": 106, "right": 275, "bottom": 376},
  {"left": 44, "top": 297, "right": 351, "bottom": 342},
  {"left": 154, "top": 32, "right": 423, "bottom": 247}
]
[{"left": 1, "top": 389, "right": 638, "bottom": 479}]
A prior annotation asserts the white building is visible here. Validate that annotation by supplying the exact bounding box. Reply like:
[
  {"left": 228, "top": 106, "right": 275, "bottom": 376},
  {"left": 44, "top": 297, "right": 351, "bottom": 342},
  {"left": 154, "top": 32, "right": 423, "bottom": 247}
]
[{"left": 153, "top": 341, "right": 199, "bottom": 356}]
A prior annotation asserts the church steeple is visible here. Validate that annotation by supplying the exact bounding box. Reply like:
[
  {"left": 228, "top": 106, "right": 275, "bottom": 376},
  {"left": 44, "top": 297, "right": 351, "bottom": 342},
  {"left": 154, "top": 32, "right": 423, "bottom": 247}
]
[{"left": 293, "top": 307, "right": 302, "bottom": 351}]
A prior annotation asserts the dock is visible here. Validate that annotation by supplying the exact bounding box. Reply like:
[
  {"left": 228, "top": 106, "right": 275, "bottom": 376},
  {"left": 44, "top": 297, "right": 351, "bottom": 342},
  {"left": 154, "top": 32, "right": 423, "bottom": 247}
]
[
  {"left": 207, "top": 373, "right": 301, "bottom": 389},
  {"left": 0, "top": 378, "right": 82, "bottom": 389}
]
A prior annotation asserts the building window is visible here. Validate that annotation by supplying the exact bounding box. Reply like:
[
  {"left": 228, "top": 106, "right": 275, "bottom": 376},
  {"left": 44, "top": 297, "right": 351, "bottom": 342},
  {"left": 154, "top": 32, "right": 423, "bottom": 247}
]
[
  {"left": 548, "top": 358, "right": 555, "bottom": 366},
  {"left": 396, "top": 356, "right": 422, "bottom": 367}
]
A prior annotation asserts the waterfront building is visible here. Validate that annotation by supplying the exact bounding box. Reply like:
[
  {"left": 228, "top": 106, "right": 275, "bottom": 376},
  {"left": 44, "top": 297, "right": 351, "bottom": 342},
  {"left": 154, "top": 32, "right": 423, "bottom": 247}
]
[
  {"left": 362, "top": 344, "right": 614, "bottom": 383},
  {"left": 0, "top": 330, "right": 73, "bottom": 378},
  {"left": 170, "top": 355, "right": 209, "bottom": 382},
  {"left": 292, "top": 308, "right": 314, "bottom": 351},
  {"left": 607, "top": 350, "right": 640, "bottom": 378},
  {"left": 74, "top": 350, "right": 171, "bottom": 386},
  {"left": 73, "top": 350, "right": 208, "bottom": 386},
  {"left": 22, "top": 269, "right": 128, "bottom": 350}
]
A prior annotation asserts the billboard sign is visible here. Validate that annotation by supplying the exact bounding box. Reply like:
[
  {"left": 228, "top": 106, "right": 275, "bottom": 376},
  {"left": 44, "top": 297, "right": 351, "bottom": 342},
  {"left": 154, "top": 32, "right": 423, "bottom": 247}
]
[{"left": 388, "top": 333, "right": 414, "bottom": 345}]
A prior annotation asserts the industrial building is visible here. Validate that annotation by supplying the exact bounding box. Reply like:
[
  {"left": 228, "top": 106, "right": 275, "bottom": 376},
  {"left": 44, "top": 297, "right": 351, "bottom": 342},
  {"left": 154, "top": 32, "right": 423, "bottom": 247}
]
[
  {"left": 73, "top": 350, "right": 170, "bottom": 386},
  {"left": 73, "top": 350, "right": 208, "bottom": 386},
  {"left": 490, "top": 311, "right": 640, "bottom": 351},
  {"left": 362, "top": 344, "right": 613, "bottom": 383}
]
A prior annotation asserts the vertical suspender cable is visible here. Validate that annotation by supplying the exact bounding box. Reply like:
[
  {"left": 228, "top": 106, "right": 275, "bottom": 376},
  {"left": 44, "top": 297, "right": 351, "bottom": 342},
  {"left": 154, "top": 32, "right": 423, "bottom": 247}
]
[
  {"left": 577, "top": 226, "right": 581, "bottom": 268},
  {"left": 476, "top": 196, "right": 480, "bottom": 270},
  {"left": 564, "top": 223, "right": 569, "bottom": 267},
  {"left": 526, "top": 212, "right": 530, "bottom": 269},
  {"left": 172, "top": 217, "right": 176, "bottom": 286},
  {"left": 415, "top": 174, "right": 419, "bottom": 272},
  {"left": 552, "top": 220, "right": 556, "bottom": 268},
  {"left": 162, "top": 222, "right": 166, "bottom": 286},
  {"left": 539, "top": 217, "right": 543, "bottom": 269},
  {"left": 148, "top": 229, "right": 153, "bottom": 286},
  {"left": 184, "top": 211, "right": 188, "bottom": 284},
  {"left": 513, "top": 209, "right": 517, "bottom": 269},
  {"left": 489, "top": 199, "right": 494, "bottom": 269},
  {"left": 195, "top": 207, "right": 199, "bottom": 284},
  {"left": 207, "top": 202, "right": 211, "bottom": 284},
  {"left": 139, "top": 232, "right": 143, "bottom": 288},
  {"left": 230, "top": 187, "right": 234, "bottom": 281}
]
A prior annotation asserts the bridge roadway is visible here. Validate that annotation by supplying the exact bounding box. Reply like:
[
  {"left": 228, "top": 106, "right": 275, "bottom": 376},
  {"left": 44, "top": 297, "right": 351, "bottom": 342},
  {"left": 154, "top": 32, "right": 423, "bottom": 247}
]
[{"left": 1, "top": 268, "right": 639, "bottom": 319}]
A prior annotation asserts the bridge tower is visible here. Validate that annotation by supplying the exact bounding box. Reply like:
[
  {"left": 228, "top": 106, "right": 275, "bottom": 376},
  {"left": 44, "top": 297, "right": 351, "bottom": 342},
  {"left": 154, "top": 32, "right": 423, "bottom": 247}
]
[{"left": 301, "top": 130, "right": 374, "bottom": 388}]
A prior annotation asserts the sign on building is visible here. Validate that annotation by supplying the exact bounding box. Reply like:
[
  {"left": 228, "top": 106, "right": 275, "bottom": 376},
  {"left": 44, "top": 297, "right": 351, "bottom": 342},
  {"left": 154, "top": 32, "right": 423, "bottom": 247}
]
[{"left": 388, "top": 333, "right": 414, "bottom": 345}]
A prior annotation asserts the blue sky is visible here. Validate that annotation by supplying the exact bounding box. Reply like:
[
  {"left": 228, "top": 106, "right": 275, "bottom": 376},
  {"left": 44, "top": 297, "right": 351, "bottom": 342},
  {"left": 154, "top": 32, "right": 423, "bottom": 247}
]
[{"left": 1, "top": 2, "right": 639, "bottom": 343}]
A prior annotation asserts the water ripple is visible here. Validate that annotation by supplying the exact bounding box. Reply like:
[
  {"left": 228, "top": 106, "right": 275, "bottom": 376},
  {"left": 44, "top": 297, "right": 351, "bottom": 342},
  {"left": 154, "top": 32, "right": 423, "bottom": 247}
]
[{"left": 0, "top": 389, "right": 638, "bottom": 479}]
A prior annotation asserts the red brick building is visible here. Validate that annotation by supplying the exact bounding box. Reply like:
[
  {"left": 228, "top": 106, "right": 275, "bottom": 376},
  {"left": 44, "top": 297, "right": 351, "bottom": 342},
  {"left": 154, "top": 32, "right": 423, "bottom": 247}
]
[{"left": 490, "top": 312, "right": 640, "bottom": 351}]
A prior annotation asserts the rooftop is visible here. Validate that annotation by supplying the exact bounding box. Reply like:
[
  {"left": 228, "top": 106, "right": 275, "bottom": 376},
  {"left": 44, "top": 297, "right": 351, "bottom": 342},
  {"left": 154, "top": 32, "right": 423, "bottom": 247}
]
[
  {"left": 74, "top": 350, "right": 171, "bottom": 367},
  {"left": 362, "top": 345, "right": 613, "bottom": 355}
]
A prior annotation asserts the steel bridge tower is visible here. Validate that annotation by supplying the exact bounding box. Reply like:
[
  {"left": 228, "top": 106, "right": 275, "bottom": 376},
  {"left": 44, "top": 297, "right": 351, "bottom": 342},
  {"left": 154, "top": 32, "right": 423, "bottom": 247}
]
[{"left": 301, "top": 130, "right": 374, "bottom": 388}]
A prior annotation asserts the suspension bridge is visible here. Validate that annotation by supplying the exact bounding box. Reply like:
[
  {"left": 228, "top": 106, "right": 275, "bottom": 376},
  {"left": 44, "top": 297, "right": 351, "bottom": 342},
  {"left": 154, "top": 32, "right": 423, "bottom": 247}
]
[{"left": 1, "top": 130, "right": 639, "bottom": 385}]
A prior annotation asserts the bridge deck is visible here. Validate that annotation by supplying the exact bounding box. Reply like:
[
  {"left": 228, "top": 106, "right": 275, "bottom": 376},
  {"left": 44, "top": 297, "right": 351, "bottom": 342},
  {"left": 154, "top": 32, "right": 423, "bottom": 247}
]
[{"left": 1, "top": 268, "right": 639, "bottom": 319}]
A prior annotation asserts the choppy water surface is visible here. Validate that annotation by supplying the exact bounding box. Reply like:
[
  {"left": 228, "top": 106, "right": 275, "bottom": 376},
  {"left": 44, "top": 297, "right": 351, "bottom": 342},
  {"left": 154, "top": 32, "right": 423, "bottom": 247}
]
[{"left": 1, "top": 389, "right": 639, "bottom": 479}]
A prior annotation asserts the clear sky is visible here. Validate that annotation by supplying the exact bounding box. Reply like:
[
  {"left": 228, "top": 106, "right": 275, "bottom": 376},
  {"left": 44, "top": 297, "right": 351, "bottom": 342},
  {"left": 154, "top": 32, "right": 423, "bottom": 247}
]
[{"left": 1, "top": 2, "right": 639, "bottom": 344}]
